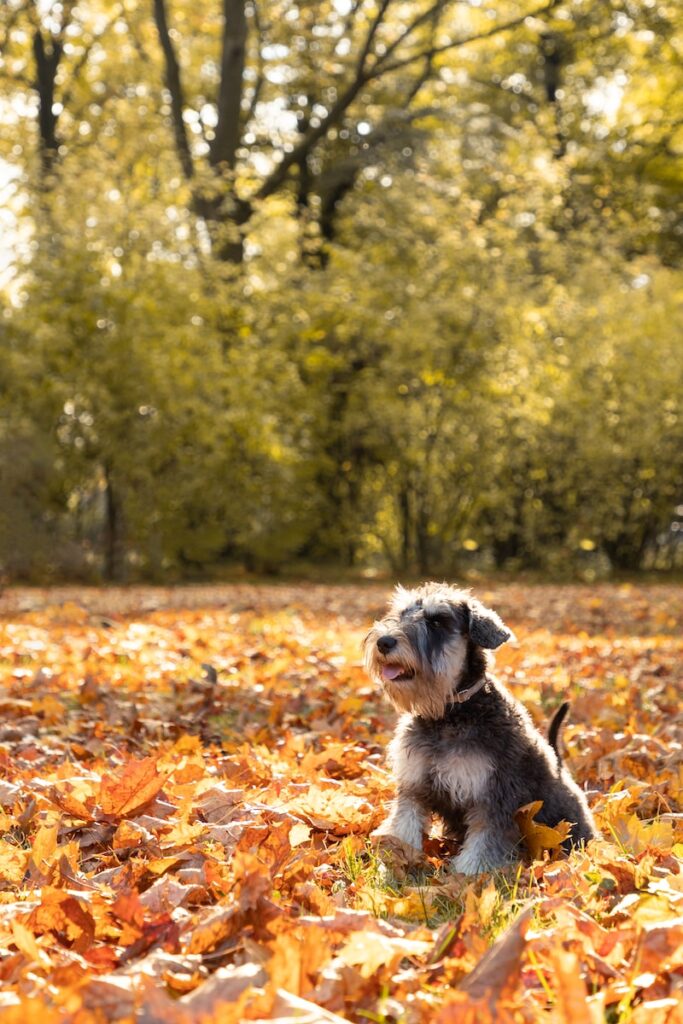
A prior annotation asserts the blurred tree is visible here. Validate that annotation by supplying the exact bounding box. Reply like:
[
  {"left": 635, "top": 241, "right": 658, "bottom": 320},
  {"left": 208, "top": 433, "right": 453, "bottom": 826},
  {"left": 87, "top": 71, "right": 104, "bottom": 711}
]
[{"left": 0, "top": 0, "right": 681, "bottom": 579}]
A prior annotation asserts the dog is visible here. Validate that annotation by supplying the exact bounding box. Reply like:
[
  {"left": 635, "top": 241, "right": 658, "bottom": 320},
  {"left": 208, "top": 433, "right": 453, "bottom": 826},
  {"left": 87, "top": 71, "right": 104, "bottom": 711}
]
[{"left": 364, "top": 583, "right": 597, "bottom": 874}]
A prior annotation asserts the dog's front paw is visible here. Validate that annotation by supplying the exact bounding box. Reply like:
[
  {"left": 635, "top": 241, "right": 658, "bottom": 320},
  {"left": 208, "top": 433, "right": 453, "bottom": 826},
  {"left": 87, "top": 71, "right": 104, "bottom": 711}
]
[
  {"left": 450, "top": 835, "right": 514, "bottom": 876},
  {"left": 370, "top": 812, "right": 424, "bottom": 851},
  {"left": 450, "top": 849, "right": 487, "bottom": 875}
]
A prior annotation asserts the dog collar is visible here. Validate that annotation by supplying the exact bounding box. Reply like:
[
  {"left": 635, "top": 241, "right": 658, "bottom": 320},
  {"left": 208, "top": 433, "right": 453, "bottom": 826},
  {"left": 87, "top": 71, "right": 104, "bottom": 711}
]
[{"left": 451, "top": 675, "right": 487, "bottom": 704}]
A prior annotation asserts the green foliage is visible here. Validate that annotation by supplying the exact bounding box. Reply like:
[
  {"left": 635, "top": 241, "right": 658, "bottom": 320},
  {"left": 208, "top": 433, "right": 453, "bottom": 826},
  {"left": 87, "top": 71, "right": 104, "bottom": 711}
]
[{"left": 0, "top": 0, "right": 681, "bottom": 579}]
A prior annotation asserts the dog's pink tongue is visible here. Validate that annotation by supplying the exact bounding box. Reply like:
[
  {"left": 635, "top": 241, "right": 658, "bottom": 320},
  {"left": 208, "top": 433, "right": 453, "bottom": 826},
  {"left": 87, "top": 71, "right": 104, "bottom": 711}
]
[{"left": 381, "top": 665, "right": 403, "bottom": 681}]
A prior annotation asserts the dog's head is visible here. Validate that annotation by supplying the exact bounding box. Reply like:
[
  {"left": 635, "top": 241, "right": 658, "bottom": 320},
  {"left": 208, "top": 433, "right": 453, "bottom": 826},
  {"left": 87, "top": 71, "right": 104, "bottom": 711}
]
[{"left": 363, "top": 582, "right": 515, "bottom": 717}]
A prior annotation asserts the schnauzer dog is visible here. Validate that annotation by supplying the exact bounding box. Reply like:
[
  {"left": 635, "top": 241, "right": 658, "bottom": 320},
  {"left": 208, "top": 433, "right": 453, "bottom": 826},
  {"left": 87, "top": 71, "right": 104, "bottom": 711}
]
[{"left": 364, "top": 583, "right": 597, "bottom": 874}]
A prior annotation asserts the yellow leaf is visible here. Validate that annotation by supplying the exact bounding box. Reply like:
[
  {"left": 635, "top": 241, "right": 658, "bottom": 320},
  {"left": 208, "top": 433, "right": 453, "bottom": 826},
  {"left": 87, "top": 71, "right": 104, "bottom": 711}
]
[
  {"left": 162, "top": 818, "right": 206, "bottom": 847},
  {"left": 477, "top": 880, "right": 500, "bottom": 928},
  {"left": 608, "top": 814, "right": 674, "bottom": 857},
  {"left": 29, "top": 821, "right": 59, "bottom": 876},
  {"left": 338, "top": 932, "right": 432, "bottom": 978},
  {"left": 0, "top": 841, "right": 29, "bottom": 884},
  {"left": 284, "top": 785, "right": 373, "bottom": 834},
  {"left": 112, "top": 819, "right": 150, "bottom": 850},
  {"left": 26, "top": 887, "right": 96, "bottom": 954},
  {"left": 30, "top": 696, "right": 64, "bottom": 723},
  {"left": 11, "top": 921, "right": 51, "bottom": 967},
  {"left": 515, "top": 801, "right": 572, "bottom": 861},
  {"left": 545, "top": 945, "right": 594, "bottom": 1024},
  {"left": 288, "top": 822, "right": 311, "bottom": 848},
  {"left": 336, "top": 695, "right": 366, "bottom": 714}
]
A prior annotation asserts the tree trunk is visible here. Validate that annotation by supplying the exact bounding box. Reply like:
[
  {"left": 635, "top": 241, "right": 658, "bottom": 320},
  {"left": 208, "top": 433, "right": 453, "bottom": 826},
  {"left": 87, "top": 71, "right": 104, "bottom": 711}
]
[
  {"left": 415, "top": 498, "right": 431, "bottom": 576},
  {"left": 210, "top": 0, "right": 247, "bottom": 170},
  {"left": 193, "top": 191, "right": 251, "bottom": 263},
  {"left": 398, "top": 484, "right": 413, "bottom": 572},
  {"left": 540, "top": 31, "right": 569, "bottom": 158},
  {"left": 32, "top": 30, "right": 62, "bottom": 179},
  {"left": 103, "top": 465, "right": 122, "bottom": 581}
]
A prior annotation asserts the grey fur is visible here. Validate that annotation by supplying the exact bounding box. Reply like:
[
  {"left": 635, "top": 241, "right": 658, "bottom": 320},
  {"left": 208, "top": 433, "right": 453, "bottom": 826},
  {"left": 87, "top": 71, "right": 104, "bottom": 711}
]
[{"left": 364, "top": 582, "right": 598, "bottom": 874}]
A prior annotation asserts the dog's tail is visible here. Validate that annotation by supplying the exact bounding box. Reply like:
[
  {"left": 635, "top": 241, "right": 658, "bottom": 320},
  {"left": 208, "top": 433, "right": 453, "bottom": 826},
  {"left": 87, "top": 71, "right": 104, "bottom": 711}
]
[{"left": 548, "top": 701, "right": 570, "bottom": 764}]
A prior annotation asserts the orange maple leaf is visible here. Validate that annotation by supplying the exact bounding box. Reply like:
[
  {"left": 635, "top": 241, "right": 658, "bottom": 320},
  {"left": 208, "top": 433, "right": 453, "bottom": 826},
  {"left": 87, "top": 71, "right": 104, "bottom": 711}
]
[
  {"left": 25, "top": 886, "right": 96, "bottom": 954},
  {"left": 99, "top": 756, "right": 167, "bottom": 819}
]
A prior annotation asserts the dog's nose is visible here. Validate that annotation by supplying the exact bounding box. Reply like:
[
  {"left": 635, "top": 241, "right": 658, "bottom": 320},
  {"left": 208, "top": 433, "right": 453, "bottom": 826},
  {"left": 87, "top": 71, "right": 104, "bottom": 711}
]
[{"left": 377, "top": 635, "right": 398, "bottom": 655}]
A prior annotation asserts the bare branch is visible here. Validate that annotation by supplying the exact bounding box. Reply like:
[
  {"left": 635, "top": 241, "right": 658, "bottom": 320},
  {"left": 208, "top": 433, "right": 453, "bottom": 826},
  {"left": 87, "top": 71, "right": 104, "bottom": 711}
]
[
  {"left": 357, "top": 0, "right": 394, "bottom": 70},
  {"left": 371, "top": 0, "right": 444, "bottom": 72},
  {"left": 469, "top": 74, "right": 538, "bottom": 107},
  {"left": 257, "top": 78, "right": 365, "bottom": 200},
  {"left": 56, "top": 0, "right": 78, "bottom": 42},
  {"left": 404, "top": 57, "right": 435, "bottom": 106},
  {"left": 244, "top": 0, "right": 264, "bottom": 129},
  {"left": 372, "top": 0, "right": 563, "bottom": 78},
  {"left": 403, "top": 4, "right": 444, "bottom": 106},
  {"left": 257, "top": 0, "right": 561, "bottom": 201},
  {"left": 341, "top": 0, "right": 364, "bottom": 42},
  {"left": 257, "top": 0, "right": 395, "bottom": 200},
  {"left": 152, "top": 0, "right": 194, "bottom": 180}
]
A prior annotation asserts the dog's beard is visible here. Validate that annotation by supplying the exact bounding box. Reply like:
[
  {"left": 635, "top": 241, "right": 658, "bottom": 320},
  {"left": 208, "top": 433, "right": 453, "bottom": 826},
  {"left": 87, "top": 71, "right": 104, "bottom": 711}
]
[
  {"left": 382, "top": 672, "right": 454, "bottom": 718},
  {"left": 366, "top": 638, "right": 456, "bottom": 720},
  {"left": 364, "top": 630, "right": 462, "bottom": 719}
]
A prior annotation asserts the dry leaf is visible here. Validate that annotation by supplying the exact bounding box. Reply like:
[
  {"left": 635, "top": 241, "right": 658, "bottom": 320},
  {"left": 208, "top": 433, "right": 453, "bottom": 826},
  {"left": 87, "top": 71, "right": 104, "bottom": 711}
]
[
  {"left": 516, "top": 801, "right": 572, "bottom": 861},
  {"left": 338, "top": 931, "right": 432, "bottom": 978},
  {"left": 26, "top": 886, "right": 96, "bottom": 954},
  {"left": 289, "top": 822, "right": 312, "bottom": 848},
  {"left": 100, "top": 757, "right": 167, "bottom": 818}
]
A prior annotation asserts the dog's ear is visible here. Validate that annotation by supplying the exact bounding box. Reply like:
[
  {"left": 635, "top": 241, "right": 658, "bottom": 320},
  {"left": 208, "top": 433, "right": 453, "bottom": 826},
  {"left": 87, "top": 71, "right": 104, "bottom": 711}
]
[{"left": 466, "top": 599, "right": 515, "bottom": 649}]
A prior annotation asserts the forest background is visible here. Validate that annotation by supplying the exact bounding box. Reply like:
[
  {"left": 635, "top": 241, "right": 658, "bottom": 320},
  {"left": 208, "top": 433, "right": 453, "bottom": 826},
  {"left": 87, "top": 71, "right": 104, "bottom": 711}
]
[{"left": 0, "top": 0, "right": 681, "bottom": 583}]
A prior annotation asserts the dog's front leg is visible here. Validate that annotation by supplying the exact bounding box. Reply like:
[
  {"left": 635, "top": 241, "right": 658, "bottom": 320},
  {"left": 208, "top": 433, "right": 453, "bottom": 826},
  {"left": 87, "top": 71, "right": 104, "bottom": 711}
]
[
  {"left": 372, "top": 792, "right": 428, "bottom": 852},
  {"left": 450, "top": 806, "right": 518, "bottom": 875}
]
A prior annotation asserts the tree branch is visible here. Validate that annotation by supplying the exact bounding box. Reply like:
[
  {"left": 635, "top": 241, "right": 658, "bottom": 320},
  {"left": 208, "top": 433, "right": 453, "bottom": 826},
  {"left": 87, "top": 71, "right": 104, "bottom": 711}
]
[
  {"left": 152, "top": 0, "right": 194, "bottom": 180},
  {"left": 403, "top": 3, "right": 444, "bottom": 106},
  {"left": 357, "top": 0, "right": 394, "bottom": 69},
  {"left": 370, "top": 0, "right": 444, "bottom": 73},
  {"left": 372, "top": 0, "right": 563, "bottom": 78},
  {"left": 341, "top": 0, "right": 364, "bottom": 42},
  {"left": 244, "top": 0, "right": 263, "bottom": 128},
  {"left": 57, "top": 1, "right": 79, "bottom": 40},
  {"left": 257, "top": 0, "right": 394, "bottom": 200},
  {"left": 469, "top": 74, "right": 539, "bottom": 108},
  {"left": 257, "top": 0, "right": 561, "bottom": 201}
]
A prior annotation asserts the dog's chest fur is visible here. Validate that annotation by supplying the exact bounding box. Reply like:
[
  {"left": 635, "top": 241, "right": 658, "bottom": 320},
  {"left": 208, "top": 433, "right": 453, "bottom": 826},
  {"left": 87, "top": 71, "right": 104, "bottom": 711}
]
[{"left": 390, "top": 713, "right": 492, "bottom": 814}]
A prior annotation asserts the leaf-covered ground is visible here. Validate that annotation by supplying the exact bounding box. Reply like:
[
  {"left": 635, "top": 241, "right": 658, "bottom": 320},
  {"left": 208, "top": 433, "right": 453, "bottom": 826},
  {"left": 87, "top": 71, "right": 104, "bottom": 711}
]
[{"left": 0, "top": 583, "right": 681, "bottom": 1023}]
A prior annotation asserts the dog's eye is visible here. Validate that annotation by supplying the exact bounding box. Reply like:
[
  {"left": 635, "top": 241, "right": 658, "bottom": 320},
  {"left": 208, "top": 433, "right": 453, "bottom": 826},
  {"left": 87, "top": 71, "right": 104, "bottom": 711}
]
[{"left": 426, "top": 614, "right": 450, "bottom": 629}]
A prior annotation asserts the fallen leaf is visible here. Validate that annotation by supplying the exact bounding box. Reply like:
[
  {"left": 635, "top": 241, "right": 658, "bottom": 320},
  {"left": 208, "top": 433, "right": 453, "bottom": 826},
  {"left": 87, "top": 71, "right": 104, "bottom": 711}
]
[
  {"left": 99, "top": 757, "right": 167, "bottom": 818},
  {"left": 453, "top": 907, "right": 533, "bottom": 1009},
  {"left": 546, "top": 945, "right": 596, "bottom": 1024},
  {"left": 338, "top": 931, "right": 432, "bottom": 978},
  {"left": 516, "top": 801, "right": 572, "bottom": 861},
  {"left": 289, "top": 822, "right": 311, "bottom": 848},
  {"left": 181, "top": 962, "right": 267, "bottom": 1014},
  {"left": 25, "top": 886, "right": 96, "bottom": 954}
]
